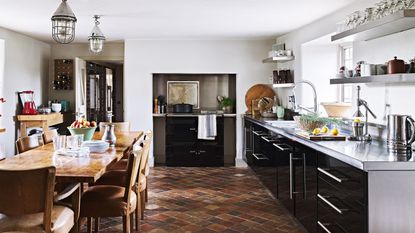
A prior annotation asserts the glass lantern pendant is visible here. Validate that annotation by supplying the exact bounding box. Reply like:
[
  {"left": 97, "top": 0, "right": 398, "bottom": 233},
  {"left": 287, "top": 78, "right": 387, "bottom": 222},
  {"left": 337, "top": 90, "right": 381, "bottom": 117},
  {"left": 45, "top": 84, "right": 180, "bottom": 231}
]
[
  {"left": 51, "top": 0, "right": 77, "bottom": 44},
  {"left": 88, "top": 15, "right": 106, "bottom": 54}
]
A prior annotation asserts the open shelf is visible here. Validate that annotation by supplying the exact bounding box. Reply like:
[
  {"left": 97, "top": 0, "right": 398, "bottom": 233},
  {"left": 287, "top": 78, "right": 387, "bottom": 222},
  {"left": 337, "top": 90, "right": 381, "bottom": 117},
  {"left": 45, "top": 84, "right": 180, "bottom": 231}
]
[
  {"left": 332, "top": 10, "right": 415, "bottom": 42},
  {"left": 262, "top": 56, "right": 295, "bottom": 63},
  {"left": 272, "top": 83, "right": 295, "bottom": 88},
  {"left": 0, "top": 128, "right": 5, "bottom": 133},
  {"left": 330, "top": 73, "right": 415, "bottom": 85}
]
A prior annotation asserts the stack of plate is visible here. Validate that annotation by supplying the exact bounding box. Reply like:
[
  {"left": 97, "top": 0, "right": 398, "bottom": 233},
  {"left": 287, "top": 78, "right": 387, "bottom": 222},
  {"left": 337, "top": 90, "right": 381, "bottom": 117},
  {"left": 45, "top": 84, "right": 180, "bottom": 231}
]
[{"left": 82, "top": 140, "right": 110, "bottom": 153}]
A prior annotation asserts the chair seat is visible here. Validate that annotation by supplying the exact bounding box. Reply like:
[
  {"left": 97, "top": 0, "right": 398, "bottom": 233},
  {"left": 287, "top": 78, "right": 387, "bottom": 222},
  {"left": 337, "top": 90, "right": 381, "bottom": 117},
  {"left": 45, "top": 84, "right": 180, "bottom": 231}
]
[
  {"left": 0, "top": 205, "right": 74, "bottom": 233},
  {"left": 96, "top": 170, "right": 147, "bottom": 192},
  {"left": 80, "top": 185, "right": 137, "bottom": 218}
]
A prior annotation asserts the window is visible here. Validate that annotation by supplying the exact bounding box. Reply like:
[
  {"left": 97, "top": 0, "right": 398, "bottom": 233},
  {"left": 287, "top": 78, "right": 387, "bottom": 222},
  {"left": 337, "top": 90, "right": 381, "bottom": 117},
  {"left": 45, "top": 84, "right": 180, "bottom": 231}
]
[{"left": 339, "top": 46, "right": 353, "bottom": 103}]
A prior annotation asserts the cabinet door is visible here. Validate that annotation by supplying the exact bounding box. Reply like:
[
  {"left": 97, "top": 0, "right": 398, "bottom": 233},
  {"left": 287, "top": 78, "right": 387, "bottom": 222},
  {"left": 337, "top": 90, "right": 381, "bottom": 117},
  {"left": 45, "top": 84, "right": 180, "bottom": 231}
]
[
  {"left": 294, "top": 148, "right": 317, "bottom": 233},
  {"left": 166, "top": 117, "right": 198, "bottom": 143},
  {"left": 166, "top": 144, "right": 198, "bottom": 167},
  {"left": 198, "top": 143, "right": 224, "bottom": 167},
  {"left": 276, "top": 146, "right": 295, "bottom": 214},
  {"left": 243, "top": 120, "right": 254, "bottom": 164}
]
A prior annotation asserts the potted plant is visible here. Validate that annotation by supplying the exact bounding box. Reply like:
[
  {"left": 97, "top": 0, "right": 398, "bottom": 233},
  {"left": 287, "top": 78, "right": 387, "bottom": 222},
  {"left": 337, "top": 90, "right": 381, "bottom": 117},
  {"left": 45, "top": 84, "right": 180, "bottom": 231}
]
[{"left": 217, "top": 96, "right": 235, "bottom": 114}]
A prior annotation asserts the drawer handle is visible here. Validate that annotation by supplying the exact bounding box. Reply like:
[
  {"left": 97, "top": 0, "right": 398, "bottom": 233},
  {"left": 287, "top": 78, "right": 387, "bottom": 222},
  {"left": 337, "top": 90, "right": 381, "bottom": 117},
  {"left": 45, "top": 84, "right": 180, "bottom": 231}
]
[
  {"left": 317, "top": 194, "right": 348, "bottom": 215},
  {"left": 317, "top": 221, "right": 332, "bottom": 233},
  {"left": 261, "top": 136, "right": 279, "bottom": 143},
  {"left": 189, "top": 128, "right": 197, "bottom": 132},
  {"left": 317, "top": 167, "right": 346, "bottom": 183},
  {"left": 189, "top": 150, "right": 197, "bottom": 154},
  {"left": 253, "top": 131, "right": 267, "bottom": 136},
  {"left": 199, "top": 150, "right": 206, "bottom": 154},
  {"left": 253, "top": 153, "right": 268, "bottom": 160},
  {"left": 273, "top": 143, "right": 292, "bottom": 152}
]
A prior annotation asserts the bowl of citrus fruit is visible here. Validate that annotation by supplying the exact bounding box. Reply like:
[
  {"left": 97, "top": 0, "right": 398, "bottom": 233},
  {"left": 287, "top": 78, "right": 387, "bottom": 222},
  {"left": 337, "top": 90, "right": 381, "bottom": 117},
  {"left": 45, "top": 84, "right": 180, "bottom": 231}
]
[{"left": 68, "top": 118, "right": 97, "bottom": 141}]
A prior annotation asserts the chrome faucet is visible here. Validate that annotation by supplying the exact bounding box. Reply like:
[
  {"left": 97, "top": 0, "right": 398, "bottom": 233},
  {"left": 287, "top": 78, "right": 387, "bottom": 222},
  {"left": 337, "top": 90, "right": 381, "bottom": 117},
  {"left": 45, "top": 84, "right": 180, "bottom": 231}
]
[
  {"left": 292, "top": 80, "right": 318, "bottom": 114},
  {"left": 353, "top": 85, "right": 377, "bottom": 141}
]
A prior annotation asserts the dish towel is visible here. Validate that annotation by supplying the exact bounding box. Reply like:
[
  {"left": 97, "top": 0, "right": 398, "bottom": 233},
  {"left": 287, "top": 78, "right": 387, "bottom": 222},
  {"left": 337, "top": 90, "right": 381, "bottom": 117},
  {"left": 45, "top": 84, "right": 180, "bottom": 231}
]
[{"left": 198, "top": 114, "right": 217, "bottom": 140}]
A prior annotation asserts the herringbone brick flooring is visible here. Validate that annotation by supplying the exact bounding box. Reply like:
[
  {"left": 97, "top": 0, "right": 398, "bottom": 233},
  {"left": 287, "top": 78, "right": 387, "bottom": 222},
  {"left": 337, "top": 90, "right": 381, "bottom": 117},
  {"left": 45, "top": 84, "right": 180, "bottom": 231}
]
[{"left": 81, "top": 167, "right": 304, "bottom": 233}]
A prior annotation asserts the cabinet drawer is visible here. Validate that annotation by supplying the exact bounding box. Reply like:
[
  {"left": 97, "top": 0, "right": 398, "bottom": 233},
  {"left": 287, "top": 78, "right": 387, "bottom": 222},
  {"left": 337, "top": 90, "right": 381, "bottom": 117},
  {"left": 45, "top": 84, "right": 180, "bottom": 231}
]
[{"left": 166, "top": 144, "right": 198, "bottom": 166}]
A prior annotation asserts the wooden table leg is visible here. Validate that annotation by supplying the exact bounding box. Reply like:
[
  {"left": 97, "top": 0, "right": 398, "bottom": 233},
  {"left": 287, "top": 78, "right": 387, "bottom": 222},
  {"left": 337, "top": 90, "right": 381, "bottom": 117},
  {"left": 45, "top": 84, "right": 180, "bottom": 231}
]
[{"left": 20, "top": 122, "right": 27, "bottom": 137}]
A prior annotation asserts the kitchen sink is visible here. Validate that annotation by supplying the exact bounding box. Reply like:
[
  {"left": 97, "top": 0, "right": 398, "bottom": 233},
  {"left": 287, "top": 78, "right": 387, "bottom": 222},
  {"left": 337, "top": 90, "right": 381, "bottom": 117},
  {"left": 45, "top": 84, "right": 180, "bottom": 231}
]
[{"left": 264, "top": 120, "right": 297, "bottom": 129}]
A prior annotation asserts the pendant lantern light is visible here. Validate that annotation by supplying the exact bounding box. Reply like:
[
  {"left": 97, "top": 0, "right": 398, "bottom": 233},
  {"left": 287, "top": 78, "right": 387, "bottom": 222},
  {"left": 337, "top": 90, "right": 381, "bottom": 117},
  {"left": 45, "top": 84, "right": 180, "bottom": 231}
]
[
  {"left": 88, "top": 15, "right": 106, "bottom": 54},
  {"left": 51, "top": 0, "right": 77, "bottom": 44}
]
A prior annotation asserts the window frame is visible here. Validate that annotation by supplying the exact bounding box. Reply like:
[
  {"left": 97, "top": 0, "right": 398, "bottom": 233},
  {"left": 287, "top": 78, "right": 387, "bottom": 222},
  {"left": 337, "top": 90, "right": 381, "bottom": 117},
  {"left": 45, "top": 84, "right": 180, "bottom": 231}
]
[{"left": 338, "top": 43, "right": 353, "bottom": 103}]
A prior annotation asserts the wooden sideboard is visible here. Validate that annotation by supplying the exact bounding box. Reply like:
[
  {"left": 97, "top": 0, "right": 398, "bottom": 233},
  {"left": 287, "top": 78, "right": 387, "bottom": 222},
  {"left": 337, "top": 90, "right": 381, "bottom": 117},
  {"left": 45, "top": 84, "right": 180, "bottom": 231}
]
[{"left": 16, "top": 113, "right": 63, "bottom": 136}]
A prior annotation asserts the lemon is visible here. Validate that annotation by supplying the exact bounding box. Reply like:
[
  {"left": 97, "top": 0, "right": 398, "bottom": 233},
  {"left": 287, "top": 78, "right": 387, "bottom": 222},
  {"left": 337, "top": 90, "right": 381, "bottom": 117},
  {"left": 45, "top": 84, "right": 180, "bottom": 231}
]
[
  {"left": 321, "top": 126, "right": 329, "bottom": 134},
  {"left": 353, "top": 118, "right": 361, "bottom": 123},
  {"left": 331, "top": 128, "right": 339, "bottom": 136},
  {"left": 312, "top": 128, "right": 321, "bottom": 135}
]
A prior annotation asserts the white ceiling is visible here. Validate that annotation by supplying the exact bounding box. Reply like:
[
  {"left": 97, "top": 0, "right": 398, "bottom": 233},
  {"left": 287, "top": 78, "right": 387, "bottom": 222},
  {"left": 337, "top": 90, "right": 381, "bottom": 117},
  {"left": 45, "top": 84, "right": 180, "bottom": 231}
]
[{"left": 0, "top": 0, "right": 355, "bottom": 43}]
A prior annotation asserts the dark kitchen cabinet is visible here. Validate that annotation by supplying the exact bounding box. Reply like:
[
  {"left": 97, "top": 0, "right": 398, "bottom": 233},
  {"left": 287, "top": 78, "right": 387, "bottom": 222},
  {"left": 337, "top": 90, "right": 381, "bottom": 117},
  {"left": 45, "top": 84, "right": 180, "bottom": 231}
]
[
  {"left": 166, "top": 116, "right": 224, "bottom": 167},
  {"left": 317, "top": 154, "right": 368, "bottom": 233}
]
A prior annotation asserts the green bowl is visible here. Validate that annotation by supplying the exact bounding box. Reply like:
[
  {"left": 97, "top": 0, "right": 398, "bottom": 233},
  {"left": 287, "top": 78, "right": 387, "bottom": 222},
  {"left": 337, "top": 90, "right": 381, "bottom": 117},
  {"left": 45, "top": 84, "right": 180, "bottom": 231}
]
[{"left": 67, "top": 127, "right": 97, "bottom": 141}]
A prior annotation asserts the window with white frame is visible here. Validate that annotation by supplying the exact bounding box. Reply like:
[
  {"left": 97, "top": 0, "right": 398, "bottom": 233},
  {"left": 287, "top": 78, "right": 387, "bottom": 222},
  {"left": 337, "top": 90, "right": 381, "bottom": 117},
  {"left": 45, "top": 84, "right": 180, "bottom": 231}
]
[{"left": 339, "top": 45, "right": 353, "bottom": 103}]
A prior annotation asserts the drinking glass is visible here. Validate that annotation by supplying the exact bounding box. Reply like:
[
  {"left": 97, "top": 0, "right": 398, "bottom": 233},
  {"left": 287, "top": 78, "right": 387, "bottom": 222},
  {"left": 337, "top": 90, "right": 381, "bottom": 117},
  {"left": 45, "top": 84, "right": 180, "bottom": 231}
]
[
  {"left": 388, "top": 0, "right": 397, "bottom": 14},
  {"left": 395, "top": 0, "right": 406, "bottom": 11},
  {"left": 67, "top": 135, "right": 83, "bottom": 149},
  {"left": 52, "top": 135, "right": 66, "bottom": 151},
  {"left": 363, "top": 8, "right": 375, "bottom": 24},
  {"left": 404, "top": 0, "right": 415, "bottom": 8},
  {"left": 374, "top": 3, "right": 384, "bottom": 19}
]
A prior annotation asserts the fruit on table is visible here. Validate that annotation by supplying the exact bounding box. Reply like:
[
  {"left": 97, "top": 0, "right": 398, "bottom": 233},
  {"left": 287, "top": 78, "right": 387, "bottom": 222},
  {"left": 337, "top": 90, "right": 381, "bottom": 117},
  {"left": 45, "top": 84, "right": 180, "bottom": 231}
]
[
  {"left": 321, "top": 126, "right": 329, "bottom": 134},
  {"left": 331, "top": 128, "right": 339, "bottom": 136},
  {"left": 312, "top": 128, "right": 321, "bottom": 135},
  {"left": 69, "top": 118, "right": 96, "bottom": 128}
]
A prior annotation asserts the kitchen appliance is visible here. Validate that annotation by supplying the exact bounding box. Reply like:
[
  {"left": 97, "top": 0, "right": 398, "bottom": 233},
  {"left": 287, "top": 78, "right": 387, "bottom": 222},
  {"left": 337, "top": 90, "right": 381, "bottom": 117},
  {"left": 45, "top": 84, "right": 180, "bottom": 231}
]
[
  {"left": 388, "top": 56, "right": 405, "bottom": 74},
  {"left": 350, "top": 86, "right": 376, "bottom": 142},
  {"left": 387, "top": 114, "right": 415, "bottom": 155},
  {"left": 172, "top": 103, "right": 193, "bottom": 113},
  {"left": 18, "top": 91, "right": 37, "bottom": 115}
]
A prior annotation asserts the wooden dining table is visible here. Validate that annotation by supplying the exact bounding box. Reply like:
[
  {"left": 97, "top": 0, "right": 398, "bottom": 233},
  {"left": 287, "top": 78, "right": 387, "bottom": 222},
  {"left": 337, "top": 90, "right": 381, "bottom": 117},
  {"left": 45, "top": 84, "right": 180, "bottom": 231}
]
[
  {"left": 0, "top": 131, "right": 143, "bottom": 183},
  {"left": 0, "top": 131, "right": 142, "bottom": 233}
]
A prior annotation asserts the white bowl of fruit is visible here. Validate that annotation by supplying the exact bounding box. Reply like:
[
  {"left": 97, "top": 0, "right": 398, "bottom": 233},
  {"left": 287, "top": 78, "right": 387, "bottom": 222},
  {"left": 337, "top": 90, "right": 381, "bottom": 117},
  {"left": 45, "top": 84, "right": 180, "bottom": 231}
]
[{"left": 68, "top": 118, "right": 97, "bottom": 141}]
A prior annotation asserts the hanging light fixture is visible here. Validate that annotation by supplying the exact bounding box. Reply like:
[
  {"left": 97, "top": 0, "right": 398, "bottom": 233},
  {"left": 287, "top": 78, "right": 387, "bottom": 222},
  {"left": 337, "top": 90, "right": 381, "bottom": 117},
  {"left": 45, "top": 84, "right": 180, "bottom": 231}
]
[
  {"left": 51, "top": 0, "right": 77, "bottom": 44},
  {"left": 88, "top": 15, "right": 106, "bottom": 54}
]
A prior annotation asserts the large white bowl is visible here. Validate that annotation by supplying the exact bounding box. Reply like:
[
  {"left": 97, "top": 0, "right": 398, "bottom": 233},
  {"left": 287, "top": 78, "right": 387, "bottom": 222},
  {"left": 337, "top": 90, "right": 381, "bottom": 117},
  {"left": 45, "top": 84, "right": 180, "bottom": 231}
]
[{"left": 321, "top": 102, "right": 352, "bottom": 118}]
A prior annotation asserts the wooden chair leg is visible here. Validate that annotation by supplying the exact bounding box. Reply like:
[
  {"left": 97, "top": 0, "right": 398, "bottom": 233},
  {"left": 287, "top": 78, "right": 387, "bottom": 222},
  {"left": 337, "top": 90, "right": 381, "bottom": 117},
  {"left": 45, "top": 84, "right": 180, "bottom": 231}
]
[
  {"left": 145, "top": 184, "right": 148, "bottom": 203},
  {"left": 130, "top": 213, "right": 134, "bottom": 231},
  {"left": 87, "top": 217, "right": 92, "bottom": 233},
  {"left": 94, "top": 217, "right": 100, "bottom": 232},
  {"left": 135, "top": 191, "right": 141, "bottom": 230},
  {"left": 140, "top": 190, "right": 145, "bottom": 220},
  {"left": 123, "top": 215, "right": 130, "bottom": 233}
]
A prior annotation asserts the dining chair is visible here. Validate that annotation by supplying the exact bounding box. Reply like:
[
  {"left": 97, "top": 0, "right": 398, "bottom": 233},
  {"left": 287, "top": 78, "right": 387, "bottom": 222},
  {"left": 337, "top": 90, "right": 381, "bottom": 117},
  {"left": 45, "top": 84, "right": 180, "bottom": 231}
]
[
  {"left": 16, "top": 134, "right": 44, "bottom": 154},
  {"left": 0, "top": 166, "right": 75, "bottom": 233},
  {"left": 43, "top": 129, "right": 59, "bottom": 144},
  {"left": 80, "top": 144, "right": 144, "bottom": 233},
  {"left": 99, "top": 122, "right": 131, "bottom": 132},
  {"left": 94, "top": 131, "right": 152, "bottom": 230}
]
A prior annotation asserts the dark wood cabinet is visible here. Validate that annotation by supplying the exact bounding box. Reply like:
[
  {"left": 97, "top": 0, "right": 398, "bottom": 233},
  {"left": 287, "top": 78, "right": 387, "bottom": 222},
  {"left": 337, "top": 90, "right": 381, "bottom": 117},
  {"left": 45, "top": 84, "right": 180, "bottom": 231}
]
[
  {"left": 166, "top": 116, "right": 224, "bottom": 167},
  {"left": 317, "top": 154, "right": 368, "bottom": 233}
]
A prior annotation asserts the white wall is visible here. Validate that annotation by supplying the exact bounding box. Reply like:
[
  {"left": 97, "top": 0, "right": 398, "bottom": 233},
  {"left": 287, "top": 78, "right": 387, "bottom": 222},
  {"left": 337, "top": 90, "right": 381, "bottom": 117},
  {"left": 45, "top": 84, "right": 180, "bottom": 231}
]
[
  {"left": 0, "top": 27, "right": 50, "bottom": 156},
  {"left": 124, "top": 39, "right": 275, "bottom": 165}
]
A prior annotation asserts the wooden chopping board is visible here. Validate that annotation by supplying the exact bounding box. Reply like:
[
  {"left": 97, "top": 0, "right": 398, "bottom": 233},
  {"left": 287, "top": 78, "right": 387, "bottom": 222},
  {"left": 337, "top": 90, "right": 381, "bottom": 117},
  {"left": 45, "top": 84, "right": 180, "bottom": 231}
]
[
  {"left": 245, "top": 84, "right": 277, "bottom": 113},
  {"left": 296, "top": 131, "right": 346, "bottom": 141}
]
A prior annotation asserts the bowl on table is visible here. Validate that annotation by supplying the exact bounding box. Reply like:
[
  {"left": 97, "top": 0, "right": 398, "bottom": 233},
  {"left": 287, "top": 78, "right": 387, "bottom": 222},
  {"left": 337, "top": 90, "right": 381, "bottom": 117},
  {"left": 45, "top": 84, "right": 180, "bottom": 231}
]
[{"left": 67, "top": 127, "right": 97, "bottom": 141}]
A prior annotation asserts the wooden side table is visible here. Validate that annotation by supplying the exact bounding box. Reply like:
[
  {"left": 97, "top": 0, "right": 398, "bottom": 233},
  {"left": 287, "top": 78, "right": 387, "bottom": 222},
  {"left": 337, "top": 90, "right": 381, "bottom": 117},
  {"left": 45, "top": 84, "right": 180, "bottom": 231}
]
[{"left": 16, "top": 113, "right": 63, "bottom": 136}]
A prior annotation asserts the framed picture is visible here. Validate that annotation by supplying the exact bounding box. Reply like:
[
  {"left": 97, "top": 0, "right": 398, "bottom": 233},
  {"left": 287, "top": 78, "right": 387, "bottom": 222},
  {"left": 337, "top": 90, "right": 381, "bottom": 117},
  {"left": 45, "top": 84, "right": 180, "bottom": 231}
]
[{"left": 167, "top": 81, "right": 199, "bottom": 109}]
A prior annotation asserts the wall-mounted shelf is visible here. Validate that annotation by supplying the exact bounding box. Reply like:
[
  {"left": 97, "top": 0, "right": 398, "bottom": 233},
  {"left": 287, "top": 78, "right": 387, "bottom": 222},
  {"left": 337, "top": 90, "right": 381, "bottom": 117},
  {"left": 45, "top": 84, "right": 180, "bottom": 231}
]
[
  {"left": 272, "top": 83, "right": 295, "bottom": 88},
  {"left": 262, "top": 56, "right": 295, "bottom": 63},
  {"left": 332, "top": 9, "right": 415, "bottom": 42},
  {"left": 330, "top": 73, "right": 415, "bottom": 85},
  {"left": 0, "top": 128, "right": 5, "bottom": 133}
]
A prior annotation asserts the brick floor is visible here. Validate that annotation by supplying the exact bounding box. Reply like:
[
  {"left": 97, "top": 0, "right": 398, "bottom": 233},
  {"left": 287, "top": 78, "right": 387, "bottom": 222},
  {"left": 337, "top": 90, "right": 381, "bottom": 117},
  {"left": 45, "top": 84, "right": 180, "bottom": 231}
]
[{"left": 80, "top": 167, "right": 305, "bottom": 233}]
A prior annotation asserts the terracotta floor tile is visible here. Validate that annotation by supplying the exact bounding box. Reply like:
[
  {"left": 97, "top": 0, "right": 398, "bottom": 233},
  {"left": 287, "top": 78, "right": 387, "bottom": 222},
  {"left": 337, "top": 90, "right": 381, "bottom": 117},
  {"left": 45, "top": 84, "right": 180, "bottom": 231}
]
[{"left": 80, "top": 167, "right": 304, "bottom": 233}]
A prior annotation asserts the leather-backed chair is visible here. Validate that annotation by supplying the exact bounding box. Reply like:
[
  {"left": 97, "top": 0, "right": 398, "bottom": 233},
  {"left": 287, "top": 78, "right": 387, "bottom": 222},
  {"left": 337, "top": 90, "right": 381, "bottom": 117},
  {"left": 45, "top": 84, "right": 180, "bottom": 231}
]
[
  {"left": 16, "top": 134, "right": 44, "bottom": 154},
  {"left": 80, "top": 144, "right": 144, "bottom": 233},
  {"left": 94, "top": 131, "right": 152, "bottom": 230},
  {"left": 43, "top": 129, "right": 59, "bottom": 144},
  {"left": 0, "top": 166, "right": 75, "bottom": 233},
  {"left": 99, "top": 122, "right": 131, "bottom": 133}
]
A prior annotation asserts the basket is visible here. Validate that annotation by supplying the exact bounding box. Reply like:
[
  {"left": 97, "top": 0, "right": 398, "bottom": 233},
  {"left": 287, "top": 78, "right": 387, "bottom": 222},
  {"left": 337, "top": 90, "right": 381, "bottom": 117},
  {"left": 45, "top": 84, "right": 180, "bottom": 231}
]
[{"left": 293, "top": 116, "right": 326, "bottom": 132}]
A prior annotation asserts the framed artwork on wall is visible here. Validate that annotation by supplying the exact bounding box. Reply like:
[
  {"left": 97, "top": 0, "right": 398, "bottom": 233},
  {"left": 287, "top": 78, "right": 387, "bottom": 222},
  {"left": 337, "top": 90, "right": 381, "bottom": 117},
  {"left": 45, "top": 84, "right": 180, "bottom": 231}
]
[{"left": 167, "top": 81, "right": 199, "bottom": 109}]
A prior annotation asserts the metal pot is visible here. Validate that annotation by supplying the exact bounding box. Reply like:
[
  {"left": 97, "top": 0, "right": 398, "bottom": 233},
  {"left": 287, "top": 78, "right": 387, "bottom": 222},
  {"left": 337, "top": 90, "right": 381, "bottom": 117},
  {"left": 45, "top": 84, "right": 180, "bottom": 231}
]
[
  {"left": 388, "top": 56, "right": 405, "bottom": 74},
  {"left": 172, "top": 103, "right": 193, "bottom": 113}
]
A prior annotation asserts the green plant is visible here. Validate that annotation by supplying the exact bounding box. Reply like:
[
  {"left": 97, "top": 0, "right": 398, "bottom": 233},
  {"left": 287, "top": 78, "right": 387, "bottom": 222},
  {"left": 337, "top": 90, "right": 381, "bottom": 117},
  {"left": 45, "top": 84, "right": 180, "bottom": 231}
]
[
  {"left": 298, "top": 113, "right": 346, "bottom": 126},
  {"left": 217, "top": 96, "right": 235, "bottom": 108}
]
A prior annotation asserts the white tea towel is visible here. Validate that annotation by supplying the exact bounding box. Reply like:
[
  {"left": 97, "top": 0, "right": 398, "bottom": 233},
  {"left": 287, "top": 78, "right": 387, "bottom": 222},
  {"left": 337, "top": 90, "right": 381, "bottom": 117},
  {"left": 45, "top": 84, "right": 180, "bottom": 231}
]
[{"left": 198, "top": 114, "right": 217, "bottom": 140}]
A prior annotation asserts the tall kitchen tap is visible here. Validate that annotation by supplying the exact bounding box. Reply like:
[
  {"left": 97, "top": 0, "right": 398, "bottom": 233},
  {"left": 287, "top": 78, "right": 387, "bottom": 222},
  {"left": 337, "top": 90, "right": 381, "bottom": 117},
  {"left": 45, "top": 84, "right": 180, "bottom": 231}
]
[
  {"left": 353, "top": 85, "right": 377, "bottom": 141},
  {"left": 291, "top": 80, "right": 318, "bottom": 114}
]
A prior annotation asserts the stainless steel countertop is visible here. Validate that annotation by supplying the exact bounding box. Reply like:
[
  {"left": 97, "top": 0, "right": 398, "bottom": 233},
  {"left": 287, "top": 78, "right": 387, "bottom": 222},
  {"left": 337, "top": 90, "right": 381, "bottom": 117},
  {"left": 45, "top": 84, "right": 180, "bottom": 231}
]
[
  {"left": 153, "top": 113, "right": 237, "bottom": 117},
  {"left": 245, "top": 115, "right": 415, "bottom": 171}
]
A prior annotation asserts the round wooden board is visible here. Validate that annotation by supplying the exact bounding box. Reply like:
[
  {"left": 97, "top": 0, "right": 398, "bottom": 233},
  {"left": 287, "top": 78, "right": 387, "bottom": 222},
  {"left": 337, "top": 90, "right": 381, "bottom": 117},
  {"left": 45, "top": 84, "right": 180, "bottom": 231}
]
[{"left": 245, "top": 84, "right": 277, "bottom": 113}]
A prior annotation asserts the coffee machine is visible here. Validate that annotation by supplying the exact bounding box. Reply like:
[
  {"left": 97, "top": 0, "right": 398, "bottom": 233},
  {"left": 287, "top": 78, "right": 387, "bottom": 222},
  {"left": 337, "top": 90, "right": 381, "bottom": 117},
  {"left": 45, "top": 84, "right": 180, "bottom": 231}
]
[{"left": 18, "top": 91, "right": 38, "bottom": 115}]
